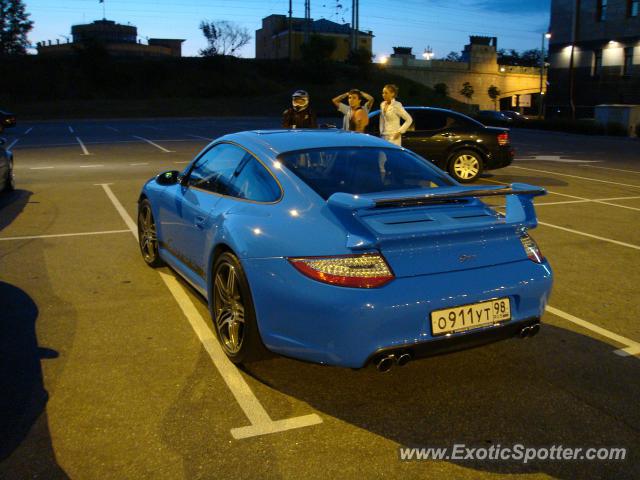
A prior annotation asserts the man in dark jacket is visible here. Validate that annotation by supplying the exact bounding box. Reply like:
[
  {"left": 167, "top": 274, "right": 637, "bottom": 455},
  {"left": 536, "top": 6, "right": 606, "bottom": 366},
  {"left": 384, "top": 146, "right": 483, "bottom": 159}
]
[{"left": 282, "top": 90, "right": 317, "bottom": 129}]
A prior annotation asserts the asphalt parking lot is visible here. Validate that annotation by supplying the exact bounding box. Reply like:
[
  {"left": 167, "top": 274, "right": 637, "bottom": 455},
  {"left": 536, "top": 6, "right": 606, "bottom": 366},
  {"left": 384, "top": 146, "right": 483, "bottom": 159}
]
[{"left": 1, "top": 118, "right": 639, "bottom": 480}]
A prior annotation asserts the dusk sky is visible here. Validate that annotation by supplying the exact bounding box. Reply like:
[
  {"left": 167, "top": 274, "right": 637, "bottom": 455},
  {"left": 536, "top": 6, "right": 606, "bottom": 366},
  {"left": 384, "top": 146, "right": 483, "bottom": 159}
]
[{"left": 26, "top": 0, "right": 551, "bottom": 59}]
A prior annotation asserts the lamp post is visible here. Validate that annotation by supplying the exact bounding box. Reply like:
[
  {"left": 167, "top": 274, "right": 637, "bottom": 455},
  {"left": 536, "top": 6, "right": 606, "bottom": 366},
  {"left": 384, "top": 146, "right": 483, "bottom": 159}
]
[
  {"left": 538, "top": 32, "right": 551, "bottom": 118},
  {"left": 422, "top": 46, "right": 434, "bottom": 60}
]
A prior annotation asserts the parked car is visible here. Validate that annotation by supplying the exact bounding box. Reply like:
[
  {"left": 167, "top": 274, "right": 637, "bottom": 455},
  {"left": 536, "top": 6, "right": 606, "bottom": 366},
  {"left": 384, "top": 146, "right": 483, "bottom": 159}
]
[
  {"left": 0, "top": 109, "right": 16, "bottom": 132},
  {"left": 137, "top": 130, "right": 552, "bottom": 370},
  {"left": 476, "top": 110, "right": 513, "bottom": 126},
  {"left": 501, "top": 110, "right": 529, "bottom": 122},
  {"left": 0, "top": 137, "right": 15, "bottom": 193},
  {"left": 367, "top": 107, "right": 514, "bottom": 183}
]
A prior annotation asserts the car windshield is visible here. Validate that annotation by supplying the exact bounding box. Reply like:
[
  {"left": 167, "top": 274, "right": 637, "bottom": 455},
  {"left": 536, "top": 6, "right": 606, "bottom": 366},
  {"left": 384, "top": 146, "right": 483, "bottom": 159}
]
[{"left": 278, "top": 147, "right": 454, "bottom": 199}]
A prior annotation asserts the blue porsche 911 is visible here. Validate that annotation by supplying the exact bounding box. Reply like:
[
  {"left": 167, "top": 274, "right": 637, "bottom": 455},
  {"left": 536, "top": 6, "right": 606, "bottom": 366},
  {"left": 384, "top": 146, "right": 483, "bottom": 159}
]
[{"left": 138, "top": 130, "right": 553, "bottom": 370}]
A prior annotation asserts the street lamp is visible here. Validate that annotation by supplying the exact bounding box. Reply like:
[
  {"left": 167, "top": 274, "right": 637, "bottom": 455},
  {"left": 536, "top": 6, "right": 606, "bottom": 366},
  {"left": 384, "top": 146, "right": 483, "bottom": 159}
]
[
  {"left": 539, "top": 32, "right": 551, "bottom": 118},
  {"left": 422, "top": 46, "right": 434, "bottom": 60}
]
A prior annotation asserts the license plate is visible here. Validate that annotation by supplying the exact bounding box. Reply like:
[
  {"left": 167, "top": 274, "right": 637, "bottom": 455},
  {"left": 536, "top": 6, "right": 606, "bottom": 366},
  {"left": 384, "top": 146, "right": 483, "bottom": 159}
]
[{"left": 431, "top": 298, "right": 511, "bottom": 336}]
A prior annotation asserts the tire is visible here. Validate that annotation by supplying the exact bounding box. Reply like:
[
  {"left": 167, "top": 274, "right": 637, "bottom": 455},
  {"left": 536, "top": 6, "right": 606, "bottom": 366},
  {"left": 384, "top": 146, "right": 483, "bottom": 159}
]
[
  {"left": 137, "top": 199, "right": 165, "bottom": 267},
  {"left": 4, "top": 159, "right": 15, "bottom": 192},
  {"left": 211, "top": 252, "right": 267, "bottom": 364},
  {"left": 448, "top": 149, "right": 483, "bottom": 183}
]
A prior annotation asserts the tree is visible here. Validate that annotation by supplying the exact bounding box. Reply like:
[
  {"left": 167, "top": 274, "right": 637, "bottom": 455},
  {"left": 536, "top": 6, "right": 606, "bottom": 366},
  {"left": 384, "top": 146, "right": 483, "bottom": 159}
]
[
  {"left": 460, "top": 82, "right": 474, "bottom": 103},
  {"left": 434, "top": 83, "right": 448, "bottom": 97},
  {"left": 487, "top": 85, "right": 501, "bottom": 110},
  {"left": 300, "top": 35, "right": 336, "bottom": 63},
  {"left": 0, "top": 0, "right": 34, "bottom": 55},
  {"left": 445, "top": 51, "right": 461, "bottom": 62},
  {"left": 199, "top": 20, "right": 250, "bottom": 57}
]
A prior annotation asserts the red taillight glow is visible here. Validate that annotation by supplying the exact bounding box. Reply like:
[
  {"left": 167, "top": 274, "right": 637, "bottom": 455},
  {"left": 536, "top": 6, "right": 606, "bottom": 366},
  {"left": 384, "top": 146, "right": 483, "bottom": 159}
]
[
  {"left": 520, "top": 234, "right": 544, "bottom": 263},
  {"left": 288, "top": 254, "right": 395, "bottom": 288},
  {"left": 497, "top": 132, "right": 509, "bottom": 146}
]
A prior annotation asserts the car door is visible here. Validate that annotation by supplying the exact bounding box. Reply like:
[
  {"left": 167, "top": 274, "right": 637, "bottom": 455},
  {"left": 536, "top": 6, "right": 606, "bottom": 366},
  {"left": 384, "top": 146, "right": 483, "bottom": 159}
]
[
  {"left": 402, "top": 110, "right": 454, "bottom": 165},
  {"left": 160, "top": 143, "right": 248, "bottom": 278}
]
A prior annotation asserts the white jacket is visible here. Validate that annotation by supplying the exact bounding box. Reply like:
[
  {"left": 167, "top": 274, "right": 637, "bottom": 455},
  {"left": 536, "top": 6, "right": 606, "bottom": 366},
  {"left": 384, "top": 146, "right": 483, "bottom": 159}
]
[{"left": 379, "top": 99, "right": 413, "bottom": 137}]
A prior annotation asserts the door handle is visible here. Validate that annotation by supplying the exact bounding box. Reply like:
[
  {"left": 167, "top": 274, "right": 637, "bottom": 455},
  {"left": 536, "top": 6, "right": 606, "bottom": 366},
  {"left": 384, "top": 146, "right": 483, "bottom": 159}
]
[{"left": 195, "top": 216, "right": 206, "bottom": 229}]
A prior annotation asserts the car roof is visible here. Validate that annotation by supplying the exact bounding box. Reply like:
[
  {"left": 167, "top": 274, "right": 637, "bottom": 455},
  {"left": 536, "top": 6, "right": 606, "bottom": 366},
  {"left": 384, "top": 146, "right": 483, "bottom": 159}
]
[
  {"left": 369, "top": 106, "right": 467, "bottom": 116},
  {"left": 218, "top": 129, "right": 401, "bottom": 155}
]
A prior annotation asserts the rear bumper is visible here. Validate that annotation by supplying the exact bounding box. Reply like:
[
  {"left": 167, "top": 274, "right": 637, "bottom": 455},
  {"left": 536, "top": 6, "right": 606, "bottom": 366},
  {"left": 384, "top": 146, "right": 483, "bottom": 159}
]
[
  {"left": 242, "top": 257, "right": 552, "bottom": 368},
  {"left": 365, "top": 317, "right": 540, "bottom": 366},
  {"left": 485, "top": 147, "right": 514, "bottom": 170}
]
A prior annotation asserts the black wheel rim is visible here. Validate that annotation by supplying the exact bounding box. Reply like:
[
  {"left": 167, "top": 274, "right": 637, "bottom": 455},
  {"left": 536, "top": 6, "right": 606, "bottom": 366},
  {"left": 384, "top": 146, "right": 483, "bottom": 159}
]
[
  {"left": 213, "top": 262, "right": 245, "bottom": 354},
  {"left": 139, "top": 204, "right": 158, "bottom": 262}
]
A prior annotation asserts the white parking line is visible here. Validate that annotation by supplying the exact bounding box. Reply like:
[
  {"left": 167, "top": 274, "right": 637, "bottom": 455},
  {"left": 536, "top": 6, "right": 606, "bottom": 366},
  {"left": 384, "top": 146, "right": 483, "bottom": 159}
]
[
  {"left": 481, "top": 179, "right": 640, "bottom": 250},
  {"left": 24, "top": 127, "right": 33, "bottom": 135},
  {"left": 484, "top": 178, "right": 640, "bottom": 212},
  {"left": 106, "top": 126, "right": 120, "bottom": 132},
  {"left": 132, "top": 135, "right": 174, "bottom": 153},
  {"left": 29, "top": 166, "right": 55, "bottom": 170},
  {"left": 174, "top": 161, "right": 190, "bottom": 164},
  {"left": 68, "top": 126, "right": 74, "bottom": 133},
  {"left": 538, "top": 221, "right": 640, "bottom": 250},
  {"left": 0, "top": 229, "right": 130, "bottom": 241},
  {"left": 7, "top": 139, "right": 18, "bottom": 150},
  {"left": 76, "top": 136, "right": 91, "bottom": 155},
  {"left": 130, "top": 162, "right": 149, "bottom": 166},
  {"left": 579, "top": 165, "right": 640, "bottom": 174},
  {"left": 511, "top": 166, "right": 640, "bottom": 189},
  {"left": 535, "top": 195, "right": 640, "bottom": 212},
  {"left": 98, "top": 183, "right": 322, "bottom": 439},
  {"left": 79, "top": 164, "right": 104, "bottom": 168},
  {"left": 515, "top": 155, "right": 601, "bottom": 164},
  {"left": 546, "top": 306, "right": 640, "bottom": 358}
]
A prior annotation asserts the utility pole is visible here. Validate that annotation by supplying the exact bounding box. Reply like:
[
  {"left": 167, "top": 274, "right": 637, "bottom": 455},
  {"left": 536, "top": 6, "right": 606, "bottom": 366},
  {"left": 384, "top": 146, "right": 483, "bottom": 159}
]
[
  {"left": 351, "top": 0, "right": 359, "bottom": 52},
  {"left": 568, "top": 0, "right": 581, "bottom": 120},
  {"left": 288, "top": 0, "right": 292, "bottom": 60},
  {"left": 538, "top": 32, "right": 551, "bottom": 118},
  {"left": 304, "top": 0, "right": 310, "bottom": 44}
]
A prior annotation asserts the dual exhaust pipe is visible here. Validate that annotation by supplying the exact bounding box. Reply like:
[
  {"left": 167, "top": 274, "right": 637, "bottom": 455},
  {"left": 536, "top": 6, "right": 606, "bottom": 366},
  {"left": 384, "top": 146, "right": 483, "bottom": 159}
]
[
  {"left": 375, "top": 322, "right": 541, "bottom": 372},
  {"left": 519, "top": 322, "right": 541, "bottom": 338},
  {"left": 376, "top": 352, "right": 411, "bottom": 372}
]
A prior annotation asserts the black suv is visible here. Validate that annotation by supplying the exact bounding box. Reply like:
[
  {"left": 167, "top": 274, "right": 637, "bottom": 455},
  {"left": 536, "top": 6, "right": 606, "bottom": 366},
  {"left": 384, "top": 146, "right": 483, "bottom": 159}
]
[{"left": 367, "top": 107, "right": 514, "bottom": 182}]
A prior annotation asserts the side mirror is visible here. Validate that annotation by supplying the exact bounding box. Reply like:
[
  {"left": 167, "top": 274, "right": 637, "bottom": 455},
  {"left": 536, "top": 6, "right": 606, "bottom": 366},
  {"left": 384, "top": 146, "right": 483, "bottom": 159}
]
[{"left": 155, "top": 170, "right": 181, "bottom": 186}]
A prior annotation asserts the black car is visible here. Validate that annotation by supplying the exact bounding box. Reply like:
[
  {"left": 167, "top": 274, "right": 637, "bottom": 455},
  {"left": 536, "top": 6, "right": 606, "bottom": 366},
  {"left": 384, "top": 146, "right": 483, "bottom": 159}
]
[
  {"left": 0, "top": 137, "right": 15, "bottom": 193},
  {"left": 0, "top": 109, "right": 16, "bottom": 132},
  {"left": 476, "top": 110, "right": 513, "bottom": 126},
  {"left": 367, "top": 107, "right": 514, "bottom": 182}
]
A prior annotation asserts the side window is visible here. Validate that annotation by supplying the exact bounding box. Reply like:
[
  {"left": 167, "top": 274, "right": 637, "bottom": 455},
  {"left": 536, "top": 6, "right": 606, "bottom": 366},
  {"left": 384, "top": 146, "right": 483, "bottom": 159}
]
[
  {"left": 187, "top": 143, "right": 247, "bottom": 195},
  {"left": 230, "top": 157, "right": 281, "bottom": 202},
  {"left": 412, "top": 111, "right": 448, "bottom": 131}
]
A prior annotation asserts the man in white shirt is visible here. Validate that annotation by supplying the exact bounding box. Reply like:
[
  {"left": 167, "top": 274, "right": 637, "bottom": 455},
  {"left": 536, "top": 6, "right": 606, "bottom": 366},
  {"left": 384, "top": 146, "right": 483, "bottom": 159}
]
[{"left": 332, "top": 89, "right": 374, "bottom": 132}]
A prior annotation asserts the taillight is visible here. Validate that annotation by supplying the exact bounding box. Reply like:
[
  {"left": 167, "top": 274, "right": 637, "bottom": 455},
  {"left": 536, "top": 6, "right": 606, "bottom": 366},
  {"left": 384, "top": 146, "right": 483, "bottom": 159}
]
[
  {"left": 497, "top": 132, "right": 509, "bottom": 146},
  {"left": 288, "top": 253, "right": 395, "bottom": 288},
  {"left": 520, "top": 234, "right": 544, "bottom": 263}
]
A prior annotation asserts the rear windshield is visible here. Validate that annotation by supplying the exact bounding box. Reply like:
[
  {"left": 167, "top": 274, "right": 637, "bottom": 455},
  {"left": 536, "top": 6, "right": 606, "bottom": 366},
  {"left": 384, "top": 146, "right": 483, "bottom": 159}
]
[{"left": 278, "top": 147, "right": 454, "bottom": 199}]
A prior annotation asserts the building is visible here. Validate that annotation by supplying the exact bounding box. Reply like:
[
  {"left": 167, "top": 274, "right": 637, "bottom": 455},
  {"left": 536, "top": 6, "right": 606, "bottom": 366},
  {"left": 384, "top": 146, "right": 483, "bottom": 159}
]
[
  {"left": 547, "top": 0, "right": 640, "bottom": 117},
  {"left": 383, "top": 37, "right": 544, "bottom": 111},
  {"left": 256, "top": 14, "right": 373, "bottom": 61},
  {"left": 37, "top": 19, "right": 184, "bottom": 57}
]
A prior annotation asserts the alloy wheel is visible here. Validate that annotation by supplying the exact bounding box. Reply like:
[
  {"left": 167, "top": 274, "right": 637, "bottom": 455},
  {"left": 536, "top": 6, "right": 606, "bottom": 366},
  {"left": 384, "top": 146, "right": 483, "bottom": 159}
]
[
  {"left": 452, "top": 154, "right": 480, "bottom": 181},
  {"left": 214, "top": 262, "right": 245, "bottom": 354}
]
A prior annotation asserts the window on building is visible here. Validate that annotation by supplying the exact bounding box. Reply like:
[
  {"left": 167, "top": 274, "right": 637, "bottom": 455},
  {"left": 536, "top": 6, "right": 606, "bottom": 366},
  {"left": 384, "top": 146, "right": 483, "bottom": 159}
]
[
  {"left": 597, "top": 0, "right": 607, "bottom": 21},
  {"left": 628, "top": 0, "right": 639, "bottom": 17},
  {"left": 592, "top": 49, "right": 603, "bottom": 76},
  {"left": 623, "top": 47, "right": 634, "bottom": 75}
]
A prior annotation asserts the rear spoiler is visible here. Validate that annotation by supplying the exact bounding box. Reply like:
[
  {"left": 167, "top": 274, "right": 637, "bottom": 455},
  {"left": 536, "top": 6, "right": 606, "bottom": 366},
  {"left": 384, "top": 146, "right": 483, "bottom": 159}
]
[{"left": 327, "top": 183, "right": 546, "bottom": 248}]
